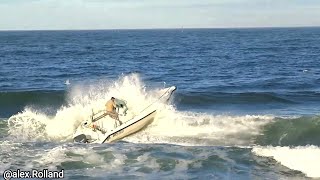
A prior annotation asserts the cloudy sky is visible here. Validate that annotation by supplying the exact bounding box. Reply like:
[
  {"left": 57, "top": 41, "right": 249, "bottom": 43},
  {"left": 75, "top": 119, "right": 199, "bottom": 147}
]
[{"left": 0, "top": 0, "right": 319, "bottom": 30}]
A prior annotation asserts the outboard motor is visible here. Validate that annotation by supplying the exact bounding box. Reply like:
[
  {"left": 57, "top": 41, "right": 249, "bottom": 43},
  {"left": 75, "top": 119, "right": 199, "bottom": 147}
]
[{"left": 73, "top": 134, "right": 88, "bottom": 143}]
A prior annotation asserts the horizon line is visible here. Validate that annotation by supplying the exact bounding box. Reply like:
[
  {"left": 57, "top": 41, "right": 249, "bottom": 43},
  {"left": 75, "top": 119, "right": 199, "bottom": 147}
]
[{"left": 0, "top": 25, "right": 319, "bottom": 32}]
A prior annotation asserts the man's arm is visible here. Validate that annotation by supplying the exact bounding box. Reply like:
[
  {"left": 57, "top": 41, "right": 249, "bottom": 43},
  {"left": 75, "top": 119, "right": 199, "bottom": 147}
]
[{"left": 113, "top": 101, "right": 117, "bottom": 109}]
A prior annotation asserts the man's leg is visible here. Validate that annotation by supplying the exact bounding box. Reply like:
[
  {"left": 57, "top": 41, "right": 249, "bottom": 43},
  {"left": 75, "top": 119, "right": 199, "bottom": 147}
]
[{"left": 106, "top": 111, "right": 122, "bottom": 125}]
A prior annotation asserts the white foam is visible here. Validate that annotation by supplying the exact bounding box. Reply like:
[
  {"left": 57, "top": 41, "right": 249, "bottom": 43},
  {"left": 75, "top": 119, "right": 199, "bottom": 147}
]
[
  {"left": 0, "top": 141, "right": 21, "bottom": 172},
  {"left": 35, "top": 145, "right": 109, "bottom": 170},
  {"left": 136, "top": 152, "right": 160, "bottom": 170},
  {"left": 125, "top": 108, "right": 274, "bottom": 146},
  {"left": 7, "top": 110, "right": 49, "bottom": 141},
  {"left": 7, "top": 74, "right": 274, "bottom": 147},
  {"left": 7, "top": 106, "right": 88, "bottom": 141},
  {"left": 252, "top": 145, "right": 320, "bottom": 178},
  {"left": 36, "top": 146, "right": 68, "bottom": 170},
  {"left": 110, "top": 153, "right": 127, "bottom": 168},
  {"left": 7, "top": 74, "right": 167, "bottom": 141}
]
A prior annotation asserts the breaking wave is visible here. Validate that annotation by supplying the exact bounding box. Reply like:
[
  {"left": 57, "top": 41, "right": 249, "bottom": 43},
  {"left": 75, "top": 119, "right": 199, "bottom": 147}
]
[{"left": 252, "top": 145, "right": 320, "bottom": 178}]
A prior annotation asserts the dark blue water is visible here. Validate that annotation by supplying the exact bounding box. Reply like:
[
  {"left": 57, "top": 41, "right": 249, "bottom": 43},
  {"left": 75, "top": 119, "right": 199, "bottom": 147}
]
[
  {"left": 1, "top": 28, "right": 320, "bottom": 179},
  {"left": 1, "top": 28, "right": 320, "bottom": 116}
]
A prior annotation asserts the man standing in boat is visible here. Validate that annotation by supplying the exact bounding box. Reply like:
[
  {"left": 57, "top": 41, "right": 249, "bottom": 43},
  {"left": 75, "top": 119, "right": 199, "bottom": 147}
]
[{"left": 105, "top": 97, "right": 122, "bottom": 124}]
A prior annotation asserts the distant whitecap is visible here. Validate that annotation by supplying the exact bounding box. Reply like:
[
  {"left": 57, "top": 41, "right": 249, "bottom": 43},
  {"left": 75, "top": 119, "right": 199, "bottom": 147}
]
[{"left": 65, "top": 79, "right": 70, "bottom": 85}]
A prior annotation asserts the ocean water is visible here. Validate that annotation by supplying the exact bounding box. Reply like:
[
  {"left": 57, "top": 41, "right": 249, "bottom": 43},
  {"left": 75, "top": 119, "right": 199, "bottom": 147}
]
[{"left": 1, "top": 28, "right": 320, "bottom": 179}]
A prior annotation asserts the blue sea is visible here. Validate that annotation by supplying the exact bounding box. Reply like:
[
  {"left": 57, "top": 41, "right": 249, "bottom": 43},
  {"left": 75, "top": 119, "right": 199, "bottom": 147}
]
[{"left": 1, "top": 28, "right": 320, "bottom": 179}]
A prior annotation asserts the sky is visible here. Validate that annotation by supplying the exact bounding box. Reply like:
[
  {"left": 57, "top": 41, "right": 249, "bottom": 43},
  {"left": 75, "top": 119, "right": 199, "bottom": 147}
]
[{"left": 0, "top": 0, "right": 319, "bottom": 30}]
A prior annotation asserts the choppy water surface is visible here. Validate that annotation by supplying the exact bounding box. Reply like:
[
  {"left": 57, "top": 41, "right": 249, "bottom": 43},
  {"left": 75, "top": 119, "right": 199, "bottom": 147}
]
[{"left": 1, "top": 28, "right": 320, "bottom": 179}]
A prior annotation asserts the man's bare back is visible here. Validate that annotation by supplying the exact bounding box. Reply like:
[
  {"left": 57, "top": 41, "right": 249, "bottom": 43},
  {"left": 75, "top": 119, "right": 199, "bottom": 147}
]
[{"left": 105, "top": 97, "right": 119, "bottom": 120}]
